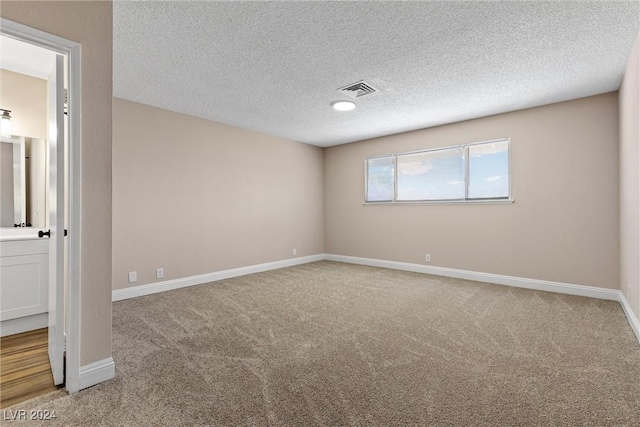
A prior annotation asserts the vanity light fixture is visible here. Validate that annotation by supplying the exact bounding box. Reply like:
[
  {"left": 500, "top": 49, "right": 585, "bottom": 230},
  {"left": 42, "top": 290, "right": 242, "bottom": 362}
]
[
  {"left": 331, "top": 101, "right": 356, "bottom": 111},
  {"left": 0, "top": 109, "right": 12, "bottom": 137}
]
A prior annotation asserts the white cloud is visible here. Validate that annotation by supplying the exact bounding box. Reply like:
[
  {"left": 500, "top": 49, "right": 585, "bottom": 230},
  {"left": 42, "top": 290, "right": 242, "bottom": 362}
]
[
  {"left": 448, "top": 180, "right": 464, "bottom": 185},
  {"left": 399, "top": 161, "right": 432, "bottom": 176},
  {"left": 486, "top": 175, "right": 505, "bottom": 182}
]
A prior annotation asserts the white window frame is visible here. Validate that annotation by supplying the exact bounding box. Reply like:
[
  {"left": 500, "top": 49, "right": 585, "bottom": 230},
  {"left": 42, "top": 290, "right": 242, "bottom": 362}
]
[{"left": 364, "top": 138, "right": 513, "bottom": 205}]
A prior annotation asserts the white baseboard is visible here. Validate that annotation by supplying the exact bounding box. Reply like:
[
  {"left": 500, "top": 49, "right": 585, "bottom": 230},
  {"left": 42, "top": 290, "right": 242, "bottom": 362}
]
[
  {"left": 325, "top": 254, "right": 620, "bottom": 300},
  {"left": 619, "top": 292, "right": 640, "bottom": 343},
  {"left": 78, "top": 357, "right": 115, "bottom": 391},
  {"left": 112, "top": 254, "right": 326, "bottom": 302},
  {"left": 110, "top": 252, "right": 640, "bottom": 345},
  {"left": 325, "top": 254, "right": 639, "bottom": 343},
  {"left": 0, "top": 313, "right": 48, "bottom": 337}
]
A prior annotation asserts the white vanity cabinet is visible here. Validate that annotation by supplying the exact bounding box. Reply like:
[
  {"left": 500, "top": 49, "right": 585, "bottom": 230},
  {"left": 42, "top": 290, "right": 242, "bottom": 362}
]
[{"left": 0, "top": 237, "right": 49, "bottom": 336}]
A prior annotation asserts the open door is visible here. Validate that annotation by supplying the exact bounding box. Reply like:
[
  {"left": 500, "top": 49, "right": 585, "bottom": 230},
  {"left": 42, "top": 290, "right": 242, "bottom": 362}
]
[{"left": 47, "top": 54, "right": 65, "bottom": 385}]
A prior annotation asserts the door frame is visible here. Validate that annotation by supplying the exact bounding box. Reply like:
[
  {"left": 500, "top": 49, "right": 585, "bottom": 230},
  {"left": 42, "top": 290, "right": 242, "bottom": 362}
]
[{"left": 1, "top": 18, "right": 82, "bottom": 393}]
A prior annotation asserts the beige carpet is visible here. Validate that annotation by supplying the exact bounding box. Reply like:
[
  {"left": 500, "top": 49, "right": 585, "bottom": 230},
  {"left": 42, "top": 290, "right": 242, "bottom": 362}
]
[{"left": 6, "top": 261, "right": 640, "bottom": 426}]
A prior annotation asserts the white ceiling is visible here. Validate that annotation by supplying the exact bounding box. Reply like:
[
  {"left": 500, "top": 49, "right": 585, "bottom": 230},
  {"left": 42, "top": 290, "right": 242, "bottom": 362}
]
[
  {"left": 113, "top": 1, "right": 639, "bottom": 147},
  {"left": 1, "top": 35, "right": 56, "bottom": 80}
]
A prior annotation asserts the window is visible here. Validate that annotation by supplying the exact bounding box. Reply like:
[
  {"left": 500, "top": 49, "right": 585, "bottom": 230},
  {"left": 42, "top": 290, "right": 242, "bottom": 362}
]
[
  {"left": 467, "top": 140, "right": 509, "bottom": 199},
  {"left": 364, "top": 139, "right": 510, "bottom": 203},
  {"left": 397, "top": 147, "right": 465, "bottom": 201},
  {"left": 366, "top": 156, "right": 394, "bottom": 201}
]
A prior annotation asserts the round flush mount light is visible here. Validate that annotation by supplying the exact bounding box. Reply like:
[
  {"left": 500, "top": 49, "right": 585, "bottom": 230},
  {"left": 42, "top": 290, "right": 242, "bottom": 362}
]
[{"left": 331, "top": 100, "right": 356, "bottom": 111}]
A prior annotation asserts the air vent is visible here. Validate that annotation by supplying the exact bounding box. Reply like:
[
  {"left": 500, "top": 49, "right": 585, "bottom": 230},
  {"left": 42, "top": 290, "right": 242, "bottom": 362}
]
[{"left": 338, "top": 81, "right": 378, "bottom": 99}]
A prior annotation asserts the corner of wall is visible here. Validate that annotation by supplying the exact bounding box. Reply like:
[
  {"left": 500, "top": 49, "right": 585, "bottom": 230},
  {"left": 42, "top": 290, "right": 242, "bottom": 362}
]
[{"left": 619, "top": 32, "right": 640, "bottom": 321}]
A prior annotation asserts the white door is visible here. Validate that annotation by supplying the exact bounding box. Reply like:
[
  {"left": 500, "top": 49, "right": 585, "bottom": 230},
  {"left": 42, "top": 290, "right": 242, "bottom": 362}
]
[{"left": 47, "top": 54, "right": 65, "bottom": 385}]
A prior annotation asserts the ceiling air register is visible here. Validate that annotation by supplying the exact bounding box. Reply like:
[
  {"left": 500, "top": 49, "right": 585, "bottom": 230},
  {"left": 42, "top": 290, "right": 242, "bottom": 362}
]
[{"left": 338, "top": 81, "right": 378, "bottom": 99}]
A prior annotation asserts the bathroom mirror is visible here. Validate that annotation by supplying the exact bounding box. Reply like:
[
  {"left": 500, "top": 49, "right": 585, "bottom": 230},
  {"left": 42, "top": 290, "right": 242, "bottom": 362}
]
[{"left": 0, "top": 136, "right": 47, "bottom": 228}]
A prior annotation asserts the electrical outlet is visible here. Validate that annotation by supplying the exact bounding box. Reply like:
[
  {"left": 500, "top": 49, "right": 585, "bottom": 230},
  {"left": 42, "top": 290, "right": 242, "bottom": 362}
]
[
  {"left": 156, "top": 268, "right": 164, "bottom": 279},
  {"left": 128, "top": 271, "right": 137, "bottom": 283},
  {"left": 425, "top": 254, "right": 431, "bottom": 263},
  {"left": 292, "top": 248, "right": 297, "bottom": 256}
]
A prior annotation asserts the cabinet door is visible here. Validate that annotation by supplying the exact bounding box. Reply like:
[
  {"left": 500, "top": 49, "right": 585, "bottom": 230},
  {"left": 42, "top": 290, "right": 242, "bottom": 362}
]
[{"left": 1, "top": 252, "right": 49, "bottom": 321}]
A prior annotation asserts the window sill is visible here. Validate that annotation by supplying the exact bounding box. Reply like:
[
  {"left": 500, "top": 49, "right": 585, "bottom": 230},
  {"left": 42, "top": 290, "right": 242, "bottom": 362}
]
[{"left": 363, "top": 199, "right": 515, "bottom": 206}]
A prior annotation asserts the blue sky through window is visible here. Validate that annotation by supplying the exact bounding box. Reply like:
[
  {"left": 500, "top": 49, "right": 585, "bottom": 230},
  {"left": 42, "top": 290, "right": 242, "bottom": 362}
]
[
  {"left": 367, "top": 157, "right": 394, "bottom": 201},
  {"left": 397, "top": 148, "right": 464, "bottom": 200},
  {"left": 468, "top": 142, "right": 509, "bottom": 199},
  {"left": 366, "top": 140, "right": 509, "bottom": 202}
]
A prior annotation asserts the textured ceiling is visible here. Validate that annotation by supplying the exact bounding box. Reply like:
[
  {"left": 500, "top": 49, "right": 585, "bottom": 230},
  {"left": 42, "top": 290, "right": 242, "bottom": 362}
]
[{"left": 114, "top": 1, "right": 639, "bottom": 147}]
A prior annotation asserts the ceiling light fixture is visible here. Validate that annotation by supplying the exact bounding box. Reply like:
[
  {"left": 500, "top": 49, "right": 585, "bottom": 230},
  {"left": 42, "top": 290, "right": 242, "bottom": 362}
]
[
  {"left": 0, "top": 109, "right": 12, "bottom": 137},
  {"left": 331, "top": 101, "right": 356, "bottom": 111}
]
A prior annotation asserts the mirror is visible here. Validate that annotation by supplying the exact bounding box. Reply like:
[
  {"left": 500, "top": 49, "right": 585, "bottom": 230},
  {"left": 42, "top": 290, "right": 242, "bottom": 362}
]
[{"left": 0, "top": 136, "right": 47, "bottom": 228}]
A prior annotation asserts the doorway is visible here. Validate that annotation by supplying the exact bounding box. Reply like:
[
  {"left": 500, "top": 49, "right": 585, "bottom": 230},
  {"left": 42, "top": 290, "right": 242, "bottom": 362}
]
[
  {"left": 0, "top": 18, "right": 82, "bottom": 398},
  {"left": 0, "top": 33, "right": 66, "bottom": 407}
]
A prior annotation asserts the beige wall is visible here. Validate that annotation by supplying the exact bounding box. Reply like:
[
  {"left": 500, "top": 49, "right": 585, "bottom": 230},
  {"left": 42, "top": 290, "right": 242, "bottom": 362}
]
[
  {"left": 620, "top": 34, "right": 640, "bottom": 319},
  {"left": 0, "top": 70, "right": 48, "bottom": 228},
  {"left": 324, "top": 93, "right": 619, "bottom": 290},
  {"left": 1, "top": 1, "right": 113, "bottom": 366},
  {"left": 112, "top": 98, "right": 324, "bottom": 289},
  {"left": 0, "top": 69, "right": 47, "bottom": 139}
]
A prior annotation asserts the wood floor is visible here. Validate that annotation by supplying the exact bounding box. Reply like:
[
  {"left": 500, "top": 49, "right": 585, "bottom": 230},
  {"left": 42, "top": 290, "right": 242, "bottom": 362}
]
[{"left": 0, "top": 328, "right": 61, "bottom": 409}]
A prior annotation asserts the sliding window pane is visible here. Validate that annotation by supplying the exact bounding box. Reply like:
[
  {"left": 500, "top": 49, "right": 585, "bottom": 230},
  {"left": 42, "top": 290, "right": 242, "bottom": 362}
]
[
  {"left": 397, "top": 148, "right": 464, "bottom": 201},
  {"left": 366, "top": 157, "right": 394, "bottom": 202},
  {"left": 468, "top": 140, "right": 509, "bottom": 199}
]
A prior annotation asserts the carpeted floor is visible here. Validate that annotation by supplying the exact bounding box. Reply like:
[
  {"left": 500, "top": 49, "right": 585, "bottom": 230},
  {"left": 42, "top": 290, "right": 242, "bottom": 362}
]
[{"left": 6, "top": 261, "right": 640, "bottom": 426}]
